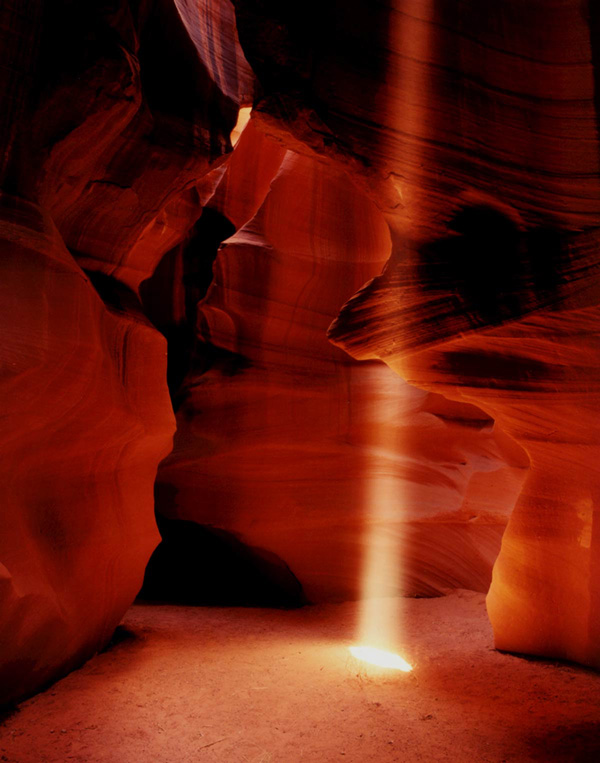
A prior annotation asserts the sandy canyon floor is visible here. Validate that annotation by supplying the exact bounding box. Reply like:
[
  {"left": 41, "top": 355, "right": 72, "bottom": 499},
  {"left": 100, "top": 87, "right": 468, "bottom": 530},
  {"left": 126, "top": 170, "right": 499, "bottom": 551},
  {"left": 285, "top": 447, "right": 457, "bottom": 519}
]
[{"left": 1, "top": 591, "right": 599, "bottom": 762}]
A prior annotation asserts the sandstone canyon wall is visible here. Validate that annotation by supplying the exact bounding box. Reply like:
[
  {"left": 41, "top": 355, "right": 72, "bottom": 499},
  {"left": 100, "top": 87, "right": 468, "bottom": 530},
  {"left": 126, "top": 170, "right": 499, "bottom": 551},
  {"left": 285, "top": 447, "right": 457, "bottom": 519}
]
[
  {"left": 2, "top": 0, "right": 600, "bottom": 705},
  {"left": 153, "top": 122, "right": 527, "bottom": 603},
  {"left": 279, "top": 0, "right": 600, "bottom": 667},
  {"left": 0, "top": 0, "right": 251, "bottom": 705}
]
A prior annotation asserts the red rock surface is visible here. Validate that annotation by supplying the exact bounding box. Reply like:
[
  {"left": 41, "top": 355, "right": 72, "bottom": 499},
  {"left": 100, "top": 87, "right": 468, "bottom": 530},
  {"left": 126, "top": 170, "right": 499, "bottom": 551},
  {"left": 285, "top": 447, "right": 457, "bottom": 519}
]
[
  {"left": 2, "top": 0, "right": 600, "bottom": 708},
  {"left": 229, "top": 1, "right": 600, "bottom": 665},
  {"left": 233, "top": 0, "right": 600, "bottom": 233},
  {"left": 156, "top": 128, "right": 527, "bottom": 601},
  {"left": 0, "top": 0, "right": 253, "bottom": 705},
  {"left": 31, "top": 0, "right": 254, "bottom": 291},
  {"left": 0, "top": 194, "right": 174, "bottom": 705},
  {"left": 370, "top": 308, "right": 600, "bottom": 669},
  {"left": 308, "top": 2, "right": 600, "bottom": 666}
]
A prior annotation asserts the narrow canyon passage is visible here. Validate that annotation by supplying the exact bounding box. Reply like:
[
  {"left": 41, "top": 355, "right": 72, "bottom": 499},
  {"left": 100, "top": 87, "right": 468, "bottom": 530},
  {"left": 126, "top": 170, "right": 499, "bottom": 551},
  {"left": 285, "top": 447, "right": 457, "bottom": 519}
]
[
  {"left": 3, "top": 1, "right": 600, "bottom": 760},
  {"left": 2, "top": 594, "right": 600, "bottom": 763}
]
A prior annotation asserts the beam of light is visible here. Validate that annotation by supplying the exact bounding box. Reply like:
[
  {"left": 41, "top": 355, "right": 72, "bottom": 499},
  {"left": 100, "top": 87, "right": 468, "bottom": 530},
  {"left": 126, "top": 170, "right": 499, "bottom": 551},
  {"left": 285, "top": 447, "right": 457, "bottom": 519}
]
[
  {"left": 351, "top": 1, "right": 435, "bottom": 677},
  {"left": 387, "top": 0, "right": 435, "bottom": 238},
  {"left": 349, "top": 646, "right": 413, "bottom": 672},
  {"left": 354, "top": 372, "right": 410, "bottom": 666}
]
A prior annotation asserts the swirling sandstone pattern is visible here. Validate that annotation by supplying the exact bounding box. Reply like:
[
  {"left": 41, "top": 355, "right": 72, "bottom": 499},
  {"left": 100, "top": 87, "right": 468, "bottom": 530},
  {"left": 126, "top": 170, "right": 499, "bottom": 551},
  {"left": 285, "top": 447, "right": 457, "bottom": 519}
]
[
  {"left": 33, "top": 0, "right": 253, "bottom": 291},
  {"left": 295, "top": 2, "right": 600, "bottom": 666},
  {"left": 0, "top": 195, "right": 174, "bottom": 704},
  {"left": 0, "top": 0, "right": 251, "bottom": 704},
  {"left": 156, "top": 127, "right": 527, "bottom": 602},
  {"left": 3, "top": 0, "right": 599, "bottom": 705}
]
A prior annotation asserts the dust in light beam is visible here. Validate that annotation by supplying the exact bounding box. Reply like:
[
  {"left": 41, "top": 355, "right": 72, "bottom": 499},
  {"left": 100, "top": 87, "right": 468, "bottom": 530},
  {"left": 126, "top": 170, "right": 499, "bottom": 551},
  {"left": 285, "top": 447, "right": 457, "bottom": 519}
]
[
  {"left": 349, "top": 377, "right": 412, "bottom": 671},
  {"left": 348, "top": 0, "right": 435, "bottom": 677}
]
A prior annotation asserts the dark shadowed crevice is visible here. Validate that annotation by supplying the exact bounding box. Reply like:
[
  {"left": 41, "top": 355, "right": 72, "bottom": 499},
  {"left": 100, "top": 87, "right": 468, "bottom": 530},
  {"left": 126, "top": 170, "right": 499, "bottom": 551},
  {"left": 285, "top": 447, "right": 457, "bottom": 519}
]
[
  {"left": 588, "top": 0, "right": 600, "bottom": 145},
  {"left": 140, "top": 207, "right": 237, "bottom": 407},
  {"left": 139, "top": 515, "right": 308, "bottom": 608},
  {"left": 0, "top": 0, "right": 44, "bottom": 194},
  {"left": 417, "top": 204, "right": 568, "bottom": 330},
  {"left": 86, "top": 269, "right": 145, "bottom": 315},
  {"left": 99, "top": 625, "right": 139, "bottom": 653},
  {"left": 136, "top": 0, "right": 239, "bottom": 149}
]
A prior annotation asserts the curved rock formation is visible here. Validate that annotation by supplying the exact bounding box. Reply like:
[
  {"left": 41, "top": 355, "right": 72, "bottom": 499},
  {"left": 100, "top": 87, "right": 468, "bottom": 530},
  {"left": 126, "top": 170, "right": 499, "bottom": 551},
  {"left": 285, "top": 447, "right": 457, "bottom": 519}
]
[
  {"left": 230, "top": 0, "right": 600, "bottom": 668},
  {"left": 0, "top": 0, "right": 253, "bottom": 704},
  {"left": 331, "top": 256, "right": 600, "bottom": 666},
  {"left": 233, "top": 0, "right": 599, "bottom": 233},
  {"left": 2, "top": 0, "right": 599, "bottom": 704},
  {"left": 156, "top": 127, "right": 527, "bottom": 602},
  {"left": 31, "top": 0, "right": 253, "bottom": 291},
  {"left": 0, "top": 195, "right": 174, "bottom": 704}
]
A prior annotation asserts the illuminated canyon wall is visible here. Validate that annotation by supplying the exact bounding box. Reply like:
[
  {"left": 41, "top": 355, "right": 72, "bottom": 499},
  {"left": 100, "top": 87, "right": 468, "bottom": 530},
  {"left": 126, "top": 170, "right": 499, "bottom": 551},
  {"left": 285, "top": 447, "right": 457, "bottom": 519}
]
[
  {"left": 1, "top": 0, "right": 599, "bottom": 704},
  {"left": 153, "top": 123, "right": 526, "bottom": 603},
  {"left": 0, "top": 0, "right": 250, "bottom": 704}
]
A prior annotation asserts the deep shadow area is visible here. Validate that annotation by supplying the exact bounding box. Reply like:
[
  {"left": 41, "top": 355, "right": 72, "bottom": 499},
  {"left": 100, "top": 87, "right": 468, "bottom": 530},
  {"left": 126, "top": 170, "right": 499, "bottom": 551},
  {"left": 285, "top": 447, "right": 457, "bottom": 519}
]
[
  {"left": 497, "top": 649, "right": 600, "bottom": 675},
  {"left": 418, "top": 205, "right": 567, "bottom": 328},
  {"left": 527, "top": 722, "right": 600, "bottom": 762},
  {"left": 99, "top": 626, "right": 139, "bottom": 654},
  {"left": 140, "top": 208, "right": 237, "bottom": 408},
  {"left": 0, "top": 704, "right": 19, "bottom": 727},
  {"left": 86, "top": 269, "right": 147, "bottom": 316},
  {"left": 139, "top": 515, "right": 308, "bottom": 608}
]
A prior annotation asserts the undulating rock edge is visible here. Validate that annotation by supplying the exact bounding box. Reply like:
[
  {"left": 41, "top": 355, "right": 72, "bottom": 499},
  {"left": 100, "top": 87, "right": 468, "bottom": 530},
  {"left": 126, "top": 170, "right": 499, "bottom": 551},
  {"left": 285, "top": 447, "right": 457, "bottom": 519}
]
[
  {"left": 2, "top": 0, "right": 599, "bottom": 706},
  {"left": 0, "top": 0, "right": 251, "bottom": 705}
]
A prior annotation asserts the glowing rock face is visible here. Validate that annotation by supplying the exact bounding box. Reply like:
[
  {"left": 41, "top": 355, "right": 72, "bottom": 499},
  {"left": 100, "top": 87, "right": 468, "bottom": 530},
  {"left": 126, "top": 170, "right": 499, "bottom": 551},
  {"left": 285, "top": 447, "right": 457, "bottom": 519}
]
[
  {"left": 2, "top": 0, "right": 600, "bottom": 713},
  {"left": 35, "top": 0, "right": 253, "bottom": 292},
  {"left": 0, "top": 0, "right": 251, "bottom": 705},
  {"left": 230, "top": 106, "right": 253, "bottom": 146},
  {"left": 155, "top": 127, "right": 527, "bottom": 602},
  {"left": 0, "top": 197, "right": 175, "bottom": 706},
  {"left": 233, "top": 0, "right": 600, "bottom": 667},
  {"left": 349, "top": 646, "right": 413, "bottom": 672}
]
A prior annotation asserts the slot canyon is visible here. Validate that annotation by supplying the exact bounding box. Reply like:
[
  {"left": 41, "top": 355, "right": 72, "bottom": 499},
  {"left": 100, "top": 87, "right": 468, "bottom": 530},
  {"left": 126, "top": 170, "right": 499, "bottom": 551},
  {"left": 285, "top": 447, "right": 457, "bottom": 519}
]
[{"left": 1, "top": 1, "right": 600, "bottom": 760}]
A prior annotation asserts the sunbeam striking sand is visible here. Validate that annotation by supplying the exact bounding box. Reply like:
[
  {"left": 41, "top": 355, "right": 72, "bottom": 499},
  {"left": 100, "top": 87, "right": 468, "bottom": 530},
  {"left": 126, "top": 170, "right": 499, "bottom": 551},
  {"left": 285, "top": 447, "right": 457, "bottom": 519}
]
[
  {"left": 349, "top": 645, "right": 413, "bottom": 672},
  {"left": 2, "top": 594, "right": 600, "bottom": 763},
  {"left": 352, "top": 0, "right": 436, "bottom": 669}
]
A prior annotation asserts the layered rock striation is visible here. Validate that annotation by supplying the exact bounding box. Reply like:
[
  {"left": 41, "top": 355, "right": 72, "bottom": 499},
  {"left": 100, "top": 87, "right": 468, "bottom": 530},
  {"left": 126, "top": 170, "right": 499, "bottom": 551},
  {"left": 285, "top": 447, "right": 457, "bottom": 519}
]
[
  {"left": 155, "top": 126, "right": 527, "bottom": 602},
  {"left": 309, "top": 2, "right": 600, "bottom": 666},
  {"left": 2, "top": 0, "right": 600, "bottom": 704},
  {"left": 0, "top": 0, "right": 252, "bottom": 704},
  {"left": 0, "top": 195, "right": 174, "bottom": 704}
]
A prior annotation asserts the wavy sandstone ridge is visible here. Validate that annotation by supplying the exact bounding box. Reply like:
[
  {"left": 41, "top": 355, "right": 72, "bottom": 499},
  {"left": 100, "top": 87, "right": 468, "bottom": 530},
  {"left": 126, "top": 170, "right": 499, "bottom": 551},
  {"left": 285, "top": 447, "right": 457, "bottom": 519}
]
[
  {"left": 306, "top": 2, "right": 600, "bottom": 665},
  {"left": 0, "top": 0, "right": 252, "bottom": 704},
  {"left": 2, "top": 0, "right": 599, "bottom": 705},
  {"left": 32, "top": 0, "right": 253, "bottom": 291},
  {"left": 156, "top": 125, "right": 527, "bottom": 602},
  {"left": 0, "top": 195, "right": 174, "bottom": 704}
]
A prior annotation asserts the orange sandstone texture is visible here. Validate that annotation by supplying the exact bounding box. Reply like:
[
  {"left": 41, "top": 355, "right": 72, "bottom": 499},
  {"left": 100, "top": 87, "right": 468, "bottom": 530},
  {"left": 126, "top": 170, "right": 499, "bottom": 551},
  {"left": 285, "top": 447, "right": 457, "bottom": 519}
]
[
  {"left": 332, "top": 288, "right": 600, "bottom": 667},
  {"left": 155, "top": 128, "right": 526, "bottom": 602},
  {"left": 230, "top": 1, "right": 600, "bottom": 665},
  {"left": 0, "top": 0, "right": 253, "bottom": 705},
  {"left": 233, "top": 0, "right": 599, "bottom": 233},
  {"left": 31, "top": 0, "right": 254, "bottom": 291},
  {"left": 1, "top": 0, "right": 599, "bottom": 713},
  {"left": 0, "top": 195, "right": 174, "bottom": 705}
]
